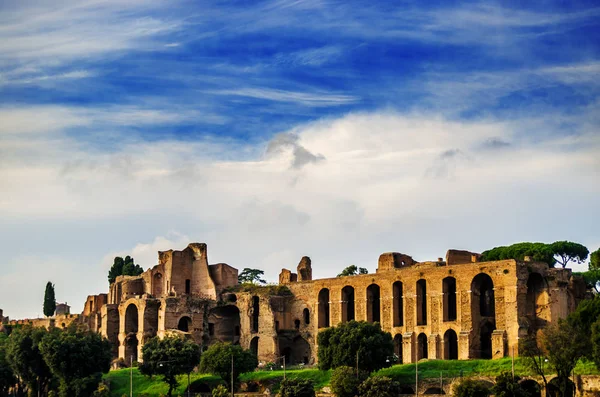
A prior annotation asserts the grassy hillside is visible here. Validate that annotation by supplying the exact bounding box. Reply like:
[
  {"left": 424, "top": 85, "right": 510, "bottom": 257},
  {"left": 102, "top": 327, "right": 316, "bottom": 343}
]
[{"left": 104, "top": 358, "right": 600, "bottom": 396}]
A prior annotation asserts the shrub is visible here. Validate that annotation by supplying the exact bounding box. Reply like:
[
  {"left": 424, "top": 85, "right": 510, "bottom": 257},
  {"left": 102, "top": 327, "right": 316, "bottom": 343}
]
[
  {"left": 453, "top": 379, "right": 491, "bottom": 397},
  {"left": 199, "top": 342, "right": 258, "bottom": 390},
  {"left": 330, "top": 366, "right": 367, "bottom": 397},
  {"left": 358, "top": 375, "right": 400, "bottom": 397},
  {"left": 491, "top": 372, "right": 528, "bottom": 397},
  {"left": 212, "top": 384, "right": 229, "bottom": 397},
  {"left": 279, "top": 378, "right": 315, "bottom": 397}
]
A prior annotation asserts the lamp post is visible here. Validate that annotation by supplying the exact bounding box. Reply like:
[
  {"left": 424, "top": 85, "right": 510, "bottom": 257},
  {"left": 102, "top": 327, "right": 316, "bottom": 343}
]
[
  {"left": 130, "top": 355, "right": 133, "bottom": 397},
  {"left": 277, "top": 356, "right": 287, "bottom": 380}
]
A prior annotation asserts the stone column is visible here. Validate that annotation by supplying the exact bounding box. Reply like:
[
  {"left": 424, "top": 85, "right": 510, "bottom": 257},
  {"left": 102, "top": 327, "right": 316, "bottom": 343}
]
[
  {"left": 492, "top": 330, "right": 507, "bottom": 359},
  {"left": 403, "top": 332, "right": 415, "bottom": 364},
  {"left": 428, "top": 333, "right": 440, "bottom": 360},
  {"left": 458, "top": 331, "right": 470, "bottom": 360}
]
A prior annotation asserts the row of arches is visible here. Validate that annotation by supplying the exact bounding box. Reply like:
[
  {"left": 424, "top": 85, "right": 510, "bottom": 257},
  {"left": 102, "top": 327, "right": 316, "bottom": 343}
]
[
  {"left": 390, "top": 329, "right": 460, "bottom": 363},
  {"left": 317, "top": 275, "right": 476, "bottom": 329}
]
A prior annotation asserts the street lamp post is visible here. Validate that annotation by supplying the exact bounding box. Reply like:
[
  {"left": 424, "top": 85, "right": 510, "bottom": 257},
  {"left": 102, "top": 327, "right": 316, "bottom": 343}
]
[{"left": 130, "top": 355, "right": 133, "bottom": 397}]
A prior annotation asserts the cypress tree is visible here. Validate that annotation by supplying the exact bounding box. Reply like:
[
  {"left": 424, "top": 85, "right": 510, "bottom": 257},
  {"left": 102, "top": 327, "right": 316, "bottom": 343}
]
[{"left": 43, "top": 282, "right": 56, "bottom": 317}]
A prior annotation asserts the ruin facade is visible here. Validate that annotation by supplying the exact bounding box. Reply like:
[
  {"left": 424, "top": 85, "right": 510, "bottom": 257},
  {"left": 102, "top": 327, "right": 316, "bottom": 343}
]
[{"left": 14, "top": 242, "right": 587, "bottom": 366}]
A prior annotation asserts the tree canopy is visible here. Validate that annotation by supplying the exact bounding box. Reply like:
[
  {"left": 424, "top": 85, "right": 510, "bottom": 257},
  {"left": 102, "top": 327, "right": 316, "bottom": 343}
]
[
  {"left": 279, "top": 378, "right": 316, "bottom": 397},
  {"left": 0, "top": 333, "right": 16, "bottom": 397},
  {"left": 590, "top": 248, "right": 600, "bottom": 270},
  {"left": 550, "top": 241, "right": 589, "bottom": 268},
  {"left": 491, "top": 372, "right": 529, "bottom": 397},
  {"left": 43, "top": 281, "right": 56, "bottom": 317},
  {"left": 107, "top": 255, "right": 144, "bottom": 284},
  {"left": 337, "top": 265, "right": 368, "bottom": 277},
  {"left": 238, "top": 268, "right": 267, "bottom": 284},
  {"left": 199, "top": 342, "right": 257, "bottom": 390},
  {"left": 139, "top": 335, "right": 201, "bottom": 397},
  {"left": 481, "top": 240, "right": 590, "bottom": 268},
  {"left": 317, "top": 320, "right": 393, "bottom": 372}
]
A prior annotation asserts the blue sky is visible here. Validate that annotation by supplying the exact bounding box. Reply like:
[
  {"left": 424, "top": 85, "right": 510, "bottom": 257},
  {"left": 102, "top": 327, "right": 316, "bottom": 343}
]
[{"left": 1, "top": 0, "right": 599, "bottom": 319}]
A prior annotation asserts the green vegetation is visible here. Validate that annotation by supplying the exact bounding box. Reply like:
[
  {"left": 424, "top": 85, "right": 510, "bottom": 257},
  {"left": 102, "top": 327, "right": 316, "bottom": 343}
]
[
  {"left": 330, "top": 366, "right": 367, "bottom": 397},
  {"left": 107, "top": 256, "right": 144, "bottom": 284},
  {"left": 279, "top": 378, "right": 315, "bottom": 397},
  {"left": 199, "top": 342, "right": 258, "bottom": 389},
  {"left": 491, "top": 372, "right": 529, "bottom": 397},
  {"left": 453, "top": 378, "right": 491, "bottom": 397},
  {"left": 104, "top": 368, "right": 221, "bottom": 396},
  {"left": 337, "top": 265, "right": 368, "bottom": 277},
  {"left": 139, "top": 335, "right": 201, "bottom": 397},
  {"left": 43, "top": 281, "right": 56, "bottom": 317},
  {"left": 228, "top": 283, "right": 293, "bottom": 296},
  {"left": 550, "top": 241, "right": 589, "bottom": 268},
  {"left": 238, "top": 268, "right": 267, "bottom": 284},
  {"left": 358, "top": 375, "right": 399, "bottom": 397},
  {"left": 318, "top": 320, "right": 394, "bottom": 372},
  {"left": 480, "top": 240, "right": 590, "bottom": 268}
]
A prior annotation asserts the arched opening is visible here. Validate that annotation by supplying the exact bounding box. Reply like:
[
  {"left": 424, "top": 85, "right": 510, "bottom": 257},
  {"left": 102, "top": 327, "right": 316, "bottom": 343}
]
[
  {"left": 417, "top": 279, "right": 427, "bottom": 325},
  {"left": 208, "top": 306, "right": 241, "bottom": 343},
  {"left": 526, "top": 273, "right": 549, "bottom": 331},
  {"left": 251, "top": 296, "right": 260, "bottom": 332},
  {"left": 394, "top": 334, "right": 403, "bottom": 364},
  {"left": 471, "top": 273, "right": 496, "bottom": 359},
  {"left": 520, "top": 380, "right": 541, "bottom": 397},
  {"left": 417, "top": 333, "right": 428, "bottom": 360},
  {"left": 250, "top": 336, "right": 259, "bottom": 357},
  {"left": 366, "top": 284, "right": 381, "bottom": 323},
  {"left": 341, "top": 286, "right": 355, "bottom": 323},
  {"left": 318, "top": 289, "right": 330, "bottom": 328},
  {"left": 424, "top": 388, "right": 445, "bottom": 395},
  {"left": 547, "top": 378, "right": 574, "bottom": 397},
  {"left": 279, "top": 335, "right": 311, "bottom": 365},
  {"left": 125, "top": 303, "right": 139, "bottom": 334},
  {"left": 443, "top": 277, "right": 457, "bottom": 322},
  {"left": 152, "top": 273, "right": 163, "bottom": 297},
  {"left": 125, "top": 334, "right": 138, "bottom": 364},
  {"left": 303, "top": 308, "right": 310, "bottom": 325},
  {"left": 178, "top": 316, "right": 192, "bottom": 332},
  {"left": 444, "top": 329, "right": 458, "bottom": 360},
  {"left": 393, "top": 281, "right": 404, "bottom": 326},
  {"left": 400, "top": 386, "right": 415, "bottom": 394}
]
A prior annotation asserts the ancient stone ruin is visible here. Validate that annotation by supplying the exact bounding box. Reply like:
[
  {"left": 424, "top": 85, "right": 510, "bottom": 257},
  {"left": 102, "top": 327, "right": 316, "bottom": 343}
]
[{"left": 5, "top": 242, "right": 587, "bottom": 366}]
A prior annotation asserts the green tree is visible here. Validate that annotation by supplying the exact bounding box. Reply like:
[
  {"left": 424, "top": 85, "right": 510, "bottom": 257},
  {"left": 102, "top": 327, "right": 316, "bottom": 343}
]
[
  {"left": 238, "top": 268, "right": 267, "bottom": 284},
  {"left": 279, "top": 378, "right": 315, "bottom": 397},
  {"left": 491, "top": 372, "right": 528, "bottom": 397},
  {"left": 212, "top": 384, "right": 229, "bottom": 397},
  {"left": 591, "top": 248, "right": 600, "bottom": 270},
  {"left": 542, "top": 321, "right": 585, "bottom": 397},
  {"left": 139, "top": 335, "right": 201, "bottom": 397},
  {"left": 108, "top": 256, "right": 144, "bottom": 284},
  {"left": 330, "top": 366, "right": 367, "bottom": 397},
  {"left": 452, "top": 379, "right": 491, "bottom": 397},
  {"left": 481, "top": 243, "right": 555, "bottom": 267},
  {"left": 550, "top": 241, "right": 589, "bottom": 268},
  {"left": 199, "top": 342, "right": 257, "bottom": 390},
  {"left": 6, "top": 326, "right": 54, "bottom": 397},
  {"left": 337, "top": 265, "right": 368, "bottom": 277},
  {"left": 39, "top": 326, "right": 113, "bottom": 397},
  {"left": 567, "top": 296, "right": 600, "bottom": 361},
  {"left": 43, "top": 281, "right": 56, "bottom": 317},
  {"left": 0, "top": 333, "right": 16, "bottom": 397},
  {"left": 358, "top": 375, "right": 400, "bottom": 397},
  {"left": 317, "top": 320, "right": 393, "bottom": 372}
]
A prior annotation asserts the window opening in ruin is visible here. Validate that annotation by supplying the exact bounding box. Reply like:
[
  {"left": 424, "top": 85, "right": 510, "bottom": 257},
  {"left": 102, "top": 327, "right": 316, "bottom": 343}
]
[
  {"left": 444, "top": 329, "right": 458, "bottom": 360},
  {"left": 394, "top": 334, "right": 403, "bottom": 363},
  {"left": 471, "top": 273, "right": 496, "bottom": 359},
  {"left": 393, "top": 281, "right": 403, "bottom": 326},
  {"left": 152, "top": 273, "right": 163, "bottom": 297},
  {"left": 443, "top": 277, "right": 457, "bottom": 322},
  {"left": 366, "top": 284, "right": 381, "bottom": 323},
  {"left": 178, "top": 316, "right": 192, "bottom": 332},
  {"left": 208, "top": 323, "right": 214, "bottom": 336},
  {"left": 252, "top": 296, "right": 260, "bottom": 332},
  {"left": 294, "top": 319, "right": 300, "bottom": 329},
  {"left": 318, "top": 288, "right": 330, "bottom": 328},
  {"left": 416, "top": 279, "right": 427, "bottom": 326},
  {"left": 417, "top": 333, "right": 428, "bottom": 360},
  {"left": 250, "top": 337, "right": 259, "bottom": 357},
  {"left": 185, "top": 279, "right": 191, "bottom": 294},
  {"left": 89, "top": 301, "right": 93, "bottom": 312},
  {"left": 303, "top": 308, "right": 310, "bottom": 325},
  {"left": 480, "top": 321, "right": 495, "bottom": 359},
  {"left": 125, "top": 303, "right": 139, "bottom": 334},
  {"left": 208, "top": 306, "right": 241, "bottom": 343},
  {"left": 341, "top": 286, "right": 355, "bottom": 323},
  {"left": 526, "top": 273, "right": 549, "bottom": 331}
]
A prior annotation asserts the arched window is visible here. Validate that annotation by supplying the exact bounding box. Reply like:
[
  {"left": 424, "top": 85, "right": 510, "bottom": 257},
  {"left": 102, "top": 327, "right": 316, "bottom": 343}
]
[
  {"left": 152, "top": 273, "right": 163, "bottom": 297},
  {"left": 251, "top": 296, "right": 260, "bottom": 332},
  {"left": 417, "top": 333, "right": 428, "bottom": 360},
  {"left": 366, "top": 284, "right": 381, "bottom": 323},
  {"left": 318, "top": 289, "right": 330, "bottom": 328},
  {"left": 443, "top": 277, "right": 457, "bottom": 322},
  {"left": 444, "top": 329, "right": 458, "bottom": 360},
  {"left": 178, "top": 316, "right": 192, "bottom": 332},
  {"left": 341, "top": 286, "right": 355, "bottom": 322},
  {"left": 526, "top": 273, "right": 549, "bottom": 330},
  {"left": 416, "top": 279, "right": 427, "bottom": 325},
  {"left": 303, "top": 308, "right": 310, "bottom": 325},
  {"left": 250, "top": 336, "right": 259, "bottom": 357},
  {"left": 471, "top": 273, "right": 496, "bottom": 359},
  {"left": 393, "top": 281, "right": 403, "bottom": 326},
  {"left": 125, "top": 304, "right": 138, "bottom": 334}
]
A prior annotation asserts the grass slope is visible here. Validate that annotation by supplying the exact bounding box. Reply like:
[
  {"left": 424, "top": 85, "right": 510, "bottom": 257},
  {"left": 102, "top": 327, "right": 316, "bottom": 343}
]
[{"left": 105, "top": 368, "right": 220, "bottom": 396}]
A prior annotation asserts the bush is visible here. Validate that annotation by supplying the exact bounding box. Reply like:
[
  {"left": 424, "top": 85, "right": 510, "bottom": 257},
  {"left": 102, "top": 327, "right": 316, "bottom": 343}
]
[
  {"left": 199, "top": 342, "right": 258, "bottom": 390},
  {"left": 453, "top": 379, "right": 491, "bottom": 397},
  {"left": 279, "top": 378, "right": 315, "bottom": 397},
  {"left": 330, "top": 366, "right": 367, "bottom": 397},
  {"left": 491, "top": 372, "right": 528, "bottom": 397},
  {"left": 358, "top": 375, "right": 400, "bottom": 397},
  {"left": 92, "top": 383, "right": 110, "bottom": 397},
  {"left": 212, "top": 384, "right": 229, "bottom": 397}
]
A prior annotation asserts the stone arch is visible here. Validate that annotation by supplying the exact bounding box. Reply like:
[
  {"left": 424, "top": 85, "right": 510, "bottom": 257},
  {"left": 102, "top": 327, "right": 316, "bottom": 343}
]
[
  {"left": 250, "top": 336, "right": 259, "bottom": 357},
  {"left": 125, "top": 303, "right": 139, "bottom": 334},
  {"left": 303, "top": 308, "right": 310, "bottom": 325},
  {"left": 366, "top": 284, "right": 381, "bottom": 323},
  {"left": 279, "top": 335, "right": 311, "bottom": 365},
  {"left": 251, "top": 296, "right": 260, "bottom": 332},
  {"left": 443, "top": 329, "right": 458, "bottom": 360},
  {"left": 526, "top": 273, "right": 550, "bottom": 331},
  {"left": 341, "top": 286, "right": 355, "bottom": 322},
  {"left": 393, "top": 281, "right": 403, "bottom": 326},
  {"left": 443, "top": 277, "right": 457, "bottom": 322},
  {"left": 471, "top": 273, "right": 496, "bottom": 359},
  {"left": 393, "top": 334, "right": 403, "bottom": 363},
  {"left": 520, "top": 379, "right": 541, "bottom": 397},
  {"left": 318, "top": 288, "right": 330, "bottom": 328},
  {"left": 417, "top": 279, "right": 427, "bottom": 325},
  {"left": 208, "top": 305, "right": 241, "bottom": 343},
  {"left": 177, "top": 316, "right": 192, "bottom": 332},
  {"left": 547, "top": 378, "right": 575, "bottom": 397},
  {"left": 418, "top": 332, "right": 428, "bottom": 360},
  {"left": 152, "top": 272, "right": 163, "bottom": 297}
]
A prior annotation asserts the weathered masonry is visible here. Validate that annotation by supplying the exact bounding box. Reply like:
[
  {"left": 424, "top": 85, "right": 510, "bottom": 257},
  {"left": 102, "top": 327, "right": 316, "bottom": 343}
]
[{"left": 78, "top": 243, "right": 584, "bottom": 365}]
